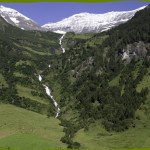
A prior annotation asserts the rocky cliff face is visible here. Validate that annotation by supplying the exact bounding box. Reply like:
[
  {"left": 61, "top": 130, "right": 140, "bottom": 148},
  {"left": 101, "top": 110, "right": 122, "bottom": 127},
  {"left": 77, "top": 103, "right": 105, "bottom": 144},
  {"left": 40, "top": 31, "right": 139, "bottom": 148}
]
[{"left": 121, "top": 41, "right": 150, "bottom": 62}]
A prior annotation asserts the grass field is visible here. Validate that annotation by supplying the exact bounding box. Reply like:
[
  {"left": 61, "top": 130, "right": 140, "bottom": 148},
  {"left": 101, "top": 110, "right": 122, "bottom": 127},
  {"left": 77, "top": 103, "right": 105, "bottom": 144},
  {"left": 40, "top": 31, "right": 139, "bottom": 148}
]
[
  {"left": 109, "top": 74, "right": 120, "bottom": 87},
  {"left": 136, "top": 67, "right": 150, "bottom": 122},
  {"left": 0, "top": 104, "right": 66, "bottom": 150},
  {"left": 16, "top": 84, "right": 49, "bottom": 105},
  {"left": 24, "top": 46, "right": 51, "bottom": 56},
  {"left": 85, "top": 34, "right": 108, "bottom": 47},
  {"left": 136, "top": 68, "right": 150, "bottom": 98},
  {"left": 15, "top": 60, "right": 33, "bottom": 67},
  {"left": 14, "top": 42, "right": 50, "bottom": 56},
  {"left": 13, "top": 72, "right": 27, "bottom": 78},
  {"left": 1, "top": 148, "right": 150, "bottom": 150},
  {"left": 73, "top": 120, "right": 150, "bottom": 149}
]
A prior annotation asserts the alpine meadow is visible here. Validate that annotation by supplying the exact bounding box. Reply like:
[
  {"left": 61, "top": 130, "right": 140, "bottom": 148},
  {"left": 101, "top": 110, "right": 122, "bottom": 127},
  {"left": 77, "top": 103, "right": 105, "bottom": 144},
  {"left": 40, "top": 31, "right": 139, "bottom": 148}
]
[{"left": 0, "top": 3, "right": 150, "bottom": 150}]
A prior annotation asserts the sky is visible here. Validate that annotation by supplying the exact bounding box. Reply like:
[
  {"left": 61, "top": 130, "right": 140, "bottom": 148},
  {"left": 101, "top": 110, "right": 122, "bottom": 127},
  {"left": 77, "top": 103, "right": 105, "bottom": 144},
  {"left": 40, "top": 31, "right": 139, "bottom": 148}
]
[{"left": 0, "top": 1, "right": 149, "bottom": 25}]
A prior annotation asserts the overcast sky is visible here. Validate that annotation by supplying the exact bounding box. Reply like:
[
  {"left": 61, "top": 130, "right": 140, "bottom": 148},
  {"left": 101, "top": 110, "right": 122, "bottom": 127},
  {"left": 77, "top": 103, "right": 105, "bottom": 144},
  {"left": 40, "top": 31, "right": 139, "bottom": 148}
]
[{"left": 0, "top": 1, "right": 149, "bottom": 25}]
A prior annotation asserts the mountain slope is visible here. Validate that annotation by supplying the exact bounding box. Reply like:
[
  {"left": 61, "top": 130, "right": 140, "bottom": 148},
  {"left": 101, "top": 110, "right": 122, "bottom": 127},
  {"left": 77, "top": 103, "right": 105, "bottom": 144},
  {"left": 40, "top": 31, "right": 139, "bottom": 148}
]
[
  {"left": 42, "top": 6, "right": 146, "bottom": 33},
  {"left": 40, "top": 5, "right": 150, "bottom": 148},
  {"left": 0, "top": 5, "right": 42, "bottom": 30},
  {"left": 0, "top": 15, "right": 62, "bottom": 116},
  {"left": 0, "top": 4, "right": 150, "bottom": 150},
  {"left": 0, "top": 104, "right": 66, "bottom": 150}
]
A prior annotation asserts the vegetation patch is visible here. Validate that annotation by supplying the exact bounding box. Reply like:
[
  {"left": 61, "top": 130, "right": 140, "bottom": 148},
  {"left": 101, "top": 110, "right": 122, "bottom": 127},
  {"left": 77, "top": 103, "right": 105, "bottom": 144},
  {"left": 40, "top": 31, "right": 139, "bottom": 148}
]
[
  {"left": 16, "top": 84, "right": 49, "bottom": 105},
  {"left": 73, "top": 121, "right": 150, "bottom": 149},
  {"left": 0, "top": 104, "right": 66, "bottom": 150},
  {"left": 0, "top": 74, "right": 8, "bottom": 88}
]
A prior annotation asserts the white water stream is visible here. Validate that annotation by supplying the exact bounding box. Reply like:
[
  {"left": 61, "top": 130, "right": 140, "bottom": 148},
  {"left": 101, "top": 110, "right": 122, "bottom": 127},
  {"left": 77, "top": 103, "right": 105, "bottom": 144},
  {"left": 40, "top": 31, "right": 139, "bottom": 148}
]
[
  {"left": 59, "top": 34, "right": 66, "bottom": 53},
  {"left": 37, "top": 33, "right": 65, "bottom": 117},
  {"left": 38, "top": 75, "right": 60, "bottom": 118}
]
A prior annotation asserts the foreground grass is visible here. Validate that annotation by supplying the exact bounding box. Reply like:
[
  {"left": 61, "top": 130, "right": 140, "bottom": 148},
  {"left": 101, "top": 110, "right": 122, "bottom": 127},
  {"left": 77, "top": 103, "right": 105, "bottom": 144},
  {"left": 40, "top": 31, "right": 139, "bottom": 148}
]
[
  {"left": 73, "top": 120, "right": 150, "bottom": 149},
  {"left": 1, "top": 148, "right": 150, "bottom": 150},
  {"left": 0, "top": 104, "right": 66, "bottom": 150},
  {"left": 0, "top": 103, "right": 150, "bottom": 150}
]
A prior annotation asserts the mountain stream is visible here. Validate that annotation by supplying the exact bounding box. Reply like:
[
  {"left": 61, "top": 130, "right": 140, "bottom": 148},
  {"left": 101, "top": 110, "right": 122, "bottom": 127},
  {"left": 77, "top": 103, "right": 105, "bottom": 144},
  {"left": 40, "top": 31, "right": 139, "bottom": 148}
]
[
  {"left": 38, "top": 74, "right": 60, "bottom": 118},
  {"left": 37, "top": 34, "right": 66, "bottom": 118},
  {"left": 59, "top": 33, "right": 66, "bottom": 53}
]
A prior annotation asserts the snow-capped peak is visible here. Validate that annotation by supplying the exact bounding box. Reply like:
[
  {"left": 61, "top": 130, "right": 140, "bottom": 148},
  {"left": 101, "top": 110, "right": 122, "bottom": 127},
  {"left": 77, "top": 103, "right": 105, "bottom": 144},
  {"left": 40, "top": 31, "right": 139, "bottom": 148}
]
[
  {"left": 134, "top": 5, "right": 147, "bottom": 11},
  {"left": 0, "top": 5, "right": 30, "bottom": 21},
  {"left": 0, "top": 5, "right": 42, "bottom": 30},
  {"left": 42, "top": 5, "right": 147, "bottom": 33}
]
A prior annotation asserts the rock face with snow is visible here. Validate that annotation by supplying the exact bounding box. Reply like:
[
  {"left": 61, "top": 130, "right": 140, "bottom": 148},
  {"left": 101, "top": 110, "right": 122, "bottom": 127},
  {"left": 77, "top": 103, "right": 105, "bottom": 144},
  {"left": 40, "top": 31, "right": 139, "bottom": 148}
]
[
  {"left": 42, "top": 6, "right": 146, "bottom": 33},
  {"left": 0, "top": 5, "right": 42, "bottom": 30}
]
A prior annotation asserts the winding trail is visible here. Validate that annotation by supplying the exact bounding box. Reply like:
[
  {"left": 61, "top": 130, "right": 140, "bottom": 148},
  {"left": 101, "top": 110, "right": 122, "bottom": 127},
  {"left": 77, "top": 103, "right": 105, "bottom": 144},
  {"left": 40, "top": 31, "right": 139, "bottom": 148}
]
[{"left": 38, "top": 75, "right": 60, "bottom": 118}]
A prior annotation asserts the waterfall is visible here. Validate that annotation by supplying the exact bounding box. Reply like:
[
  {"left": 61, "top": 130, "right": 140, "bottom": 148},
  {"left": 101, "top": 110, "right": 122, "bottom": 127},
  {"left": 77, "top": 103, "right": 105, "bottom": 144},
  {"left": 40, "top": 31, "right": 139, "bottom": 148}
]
[
  {"left": 38, "top": 74, "right": 60, "bottom": 118},
  {"left": 59, "top": 34, "right": 66, "bottom": 53}
]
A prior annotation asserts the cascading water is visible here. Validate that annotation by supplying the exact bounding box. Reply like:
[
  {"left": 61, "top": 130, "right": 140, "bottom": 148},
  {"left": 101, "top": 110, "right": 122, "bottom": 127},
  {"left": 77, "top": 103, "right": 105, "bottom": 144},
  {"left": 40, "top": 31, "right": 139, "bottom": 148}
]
[
  {"left": 38, "top": 75, "right": 60, "bottom": 118},
  {"left": 37, "top": 32, "right": 65, "bottom": 117},
  {"left": 59, "top": 34, "right": 66, "bottom": 53}
]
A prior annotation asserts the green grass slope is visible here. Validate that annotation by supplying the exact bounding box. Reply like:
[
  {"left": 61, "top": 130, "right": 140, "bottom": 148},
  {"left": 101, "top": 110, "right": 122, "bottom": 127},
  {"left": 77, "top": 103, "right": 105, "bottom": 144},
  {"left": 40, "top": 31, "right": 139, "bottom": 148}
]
[
  {"left": 0, "top": 16, "right": 62, "bottom": 115},
  {"left": 0, "top": 104, "right": 66, "bottom": 150},
  {"left": 73, "top": 120, "right": 150, "bottom": 149},
  {"left": 136, "top": 67, "right": 150, "bottom": 122}
]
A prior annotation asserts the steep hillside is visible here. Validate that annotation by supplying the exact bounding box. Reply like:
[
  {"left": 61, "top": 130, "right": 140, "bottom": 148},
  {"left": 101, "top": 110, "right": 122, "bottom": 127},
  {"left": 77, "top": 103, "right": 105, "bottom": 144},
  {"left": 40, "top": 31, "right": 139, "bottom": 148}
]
[
  {"left": 0, "top": 16, "right": 62, "bottom": 116},
  {"left": 0, "top": 5, "right": 42, "bottom": 30},
  {"left": 0, "top": 4, "right": 150, "bottom": 150},
  {"left": 0, "top": 104, "right": 66, "bottom": 150},
  {"left": 40, "top": 5, "right": 150, "bottom": 148}
]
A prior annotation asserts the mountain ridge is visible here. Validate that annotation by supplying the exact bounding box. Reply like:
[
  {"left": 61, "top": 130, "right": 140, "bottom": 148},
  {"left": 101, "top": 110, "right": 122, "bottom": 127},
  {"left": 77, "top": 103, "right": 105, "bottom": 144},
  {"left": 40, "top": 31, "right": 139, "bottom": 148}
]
[
  {"left": 42, "top": 5, "right": 146, "bottom": 33},
  {"left": 0, "top": 5, "right": 147, "bottom": 33},
  {"left": 0, "top": 5, "right": 43, "bottom": 30}
]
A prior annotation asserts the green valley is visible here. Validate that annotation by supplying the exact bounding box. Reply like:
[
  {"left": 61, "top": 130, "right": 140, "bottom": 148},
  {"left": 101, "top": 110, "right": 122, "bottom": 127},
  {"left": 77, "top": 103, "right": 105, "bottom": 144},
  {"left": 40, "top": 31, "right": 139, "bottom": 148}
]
[{"left": 0, "top": 4, "right": 150, "bottom": 150}]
